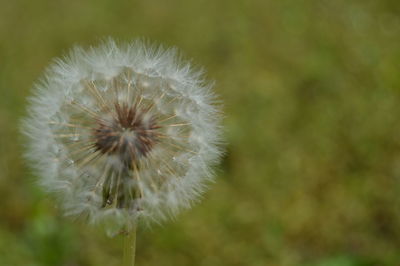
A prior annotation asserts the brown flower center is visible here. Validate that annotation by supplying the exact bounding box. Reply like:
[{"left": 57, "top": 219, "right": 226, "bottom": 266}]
[{"left": 93, "top": 102, "right": 160, "bottom": 168}]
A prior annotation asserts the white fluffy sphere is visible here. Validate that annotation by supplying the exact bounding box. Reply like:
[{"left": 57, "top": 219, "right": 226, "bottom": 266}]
[{"left": 22, "top": 39, "right": 222, "bottom": 234}]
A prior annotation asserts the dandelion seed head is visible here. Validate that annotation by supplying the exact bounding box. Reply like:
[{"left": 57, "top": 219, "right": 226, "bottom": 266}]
[{"left": 22, "top": 39, "right": 222, "bottom": 234}]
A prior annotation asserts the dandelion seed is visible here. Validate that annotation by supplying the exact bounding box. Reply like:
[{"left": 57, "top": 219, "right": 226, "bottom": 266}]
[{"left": 22, "top": 39, "right": 223, "bottom": 236}]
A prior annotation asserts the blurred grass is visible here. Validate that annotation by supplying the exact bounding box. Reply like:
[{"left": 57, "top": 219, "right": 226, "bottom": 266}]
[{"left": 1, "top": 0, "right": 400, "bottom": 265}]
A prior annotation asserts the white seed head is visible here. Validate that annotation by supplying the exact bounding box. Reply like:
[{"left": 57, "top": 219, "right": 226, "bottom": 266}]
[{"left": 22, "top": 39, "right": 222, "bottom": 234}]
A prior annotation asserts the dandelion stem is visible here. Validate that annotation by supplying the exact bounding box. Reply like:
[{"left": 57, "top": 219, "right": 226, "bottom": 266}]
[{"left": 123, "top": 224, "right": 137, "bottom": 266}]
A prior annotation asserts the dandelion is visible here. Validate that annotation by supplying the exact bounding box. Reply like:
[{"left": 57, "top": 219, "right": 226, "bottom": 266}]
[{"left": 22, "top": 39, "right": 222, "bottom": 265}]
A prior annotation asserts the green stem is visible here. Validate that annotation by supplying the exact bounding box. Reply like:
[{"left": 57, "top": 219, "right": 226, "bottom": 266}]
[{"left": 123, "top": 224, "right": 137, "bottom": 266}]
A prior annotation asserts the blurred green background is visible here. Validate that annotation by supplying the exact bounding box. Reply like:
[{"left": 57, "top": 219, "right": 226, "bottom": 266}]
[{"left": 1, "top": 0, "right": 400, "bottom": 265}]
